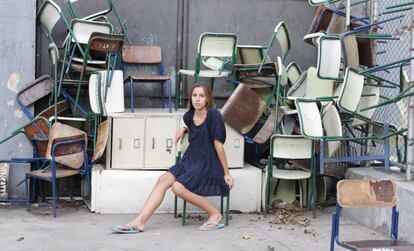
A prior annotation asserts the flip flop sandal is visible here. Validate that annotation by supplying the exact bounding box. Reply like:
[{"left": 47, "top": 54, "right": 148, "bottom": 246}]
[
  {"left": 198, "top": 222, "right": 225, "bottom": 231},
  {"left": 111, "top": 224, "right": 142, "bottom": 234}
]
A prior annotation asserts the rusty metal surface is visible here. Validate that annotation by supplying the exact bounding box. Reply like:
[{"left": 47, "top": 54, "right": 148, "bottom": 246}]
[
  {"left": 344, "top": 240, "right": 414, "bottom": 250},
  {"left": 38, "top": 100, "right": 70, "bottom": 119},
  {"left": 356, "top": 36, "right": 374, "bottom": 67},
  {"left": 92, "top": 120, "right": 109, "bottom": 162},
  {"left": 17, "top": 78, "right": 53, "bottom": 107},
  {"left": 24, "top": 121, "right": 49, "bottom": 141},
  {"left": 29, "top": 168, "right": 79, "bottom": 180},
  {"left": 337, "top": 180, "right": 397, "bottom": 208},
  {"left": 253, "top": 109, "right": 284, "bottom": 144},
  {"left": 122, "top": 45, "right": 162, "bottom": 64},
  {"left": 89, "top": 33, "right": 124, "bottom": 53},
  {"left": 221, "top": 84, "right": 266, "bottom": 134},
  {"left": 235, "top": 62, "right": 277, "bottom": 79},
  {"left": 327, "top": 13, "right": 346, "bottom": 34},
  {"left": 305, "top": 6, "right": 333, "bottom": 45},
  {"left": 46, "top": 122, "right": 87, "bottom": 169}
]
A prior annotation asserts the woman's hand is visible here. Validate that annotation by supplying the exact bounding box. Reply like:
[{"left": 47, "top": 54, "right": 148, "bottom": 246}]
[
  {"left": 175, "top": 127, "right": 187, "bottom": 144},
  {"left": 224, "top": 174, "right": 233, "bottom": 189}
]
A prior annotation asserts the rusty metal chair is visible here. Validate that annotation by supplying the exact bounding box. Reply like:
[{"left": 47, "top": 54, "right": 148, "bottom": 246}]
[
  {"left": 330, "top": 179, "right": 414, "bottom": 250},
  {"left": 24, "top": 122, "right": 88, "bottom": 218},
  {"left": 122, "top": 45, "right": 172, "bottom": 113}
]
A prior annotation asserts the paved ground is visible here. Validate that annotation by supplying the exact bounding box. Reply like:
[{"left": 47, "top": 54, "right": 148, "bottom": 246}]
[{"left": 0, "top": 202, "right": 388, "bottom": 251}]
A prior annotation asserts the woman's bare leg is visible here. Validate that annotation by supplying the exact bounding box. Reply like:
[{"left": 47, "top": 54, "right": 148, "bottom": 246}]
[
  {"left": 126, "top": 172, "right": 176, "bottom": 231},
  {"left": 171, "top": 181, "right": 222, "bottom": 224}
]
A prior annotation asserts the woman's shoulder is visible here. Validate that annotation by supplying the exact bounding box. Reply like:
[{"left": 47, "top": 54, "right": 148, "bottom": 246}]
[{"left": 207, "top": 107, "right": 221, "bottom": 116}]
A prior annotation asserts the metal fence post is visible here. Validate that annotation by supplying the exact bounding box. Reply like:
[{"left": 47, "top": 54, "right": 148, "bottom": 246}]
[{"left": 407, "top": 4, "right": 414, "bottom": 180}]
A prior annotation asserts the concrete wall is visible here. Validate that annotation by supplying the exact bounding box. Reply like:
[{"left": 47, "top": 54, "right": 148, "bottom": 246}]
[
  {"left": 38, "top": 0, "right": 317, "bottom": 107},
  {"left": 0, "top": 0, "right": 36, "bottom": 198},
  {"left": 0, "top": 0, "right": 316, "bottom": 198}
]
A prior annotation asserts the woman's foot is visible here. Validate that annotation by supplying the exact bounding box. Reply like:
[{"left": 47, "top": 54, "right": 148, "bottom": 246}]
[
  {"left": 120, "top": 219, "right": 145, "bottom": 232},
  {"left": 198, "top": 213, "right": 224, "bottom": 231},
  {"left": 206, "top": 212, "right": 222, "bottom": 224}
]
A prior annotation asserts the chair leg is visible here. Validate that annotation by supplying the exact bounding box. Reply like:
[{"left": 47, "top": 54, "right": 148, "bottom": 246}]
[
  {"left": 174, "top": 195, "right": 178, "bottom": 218},
  {"left": 273, "top": 179, "right": 281, "bottom": 196},
  {"left": 52, "top": 179, "right": 57, "bottom": 218},
  {"left": 312, "top": 157, "right": 317, "bottom": 218},
  {"left": 161, "top": 81, "right": 165, "bottom": 108},
  {"left": 182, "top": 200, "right": 187, "bottom": 226},
  {"left": 220, "top": 195, "right": 224, "bottom": 215},
  {"left": 175, "top": 73, "right": 181, "bottom": 110},
  {"left": 130, "top": 78, "right": 135, "bottom": 112},
  {"left": 168, "top": 79, "right": 172, "bottom": 113},
  {"left": 225, "top": 193, "right": 230, "bottom": 226},
  {"left": 330, "top": 210, "right": 337, "bottom": 251},
  {"left": 25, "top": 175, "right": 30, "bottom": 211}
]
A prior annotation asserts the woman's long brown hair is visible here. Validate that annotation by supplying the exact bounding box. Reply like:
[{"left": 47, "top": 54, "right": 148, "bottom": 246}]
[{"left": 187, "top": 82, "right": 214, "bottom": 111}]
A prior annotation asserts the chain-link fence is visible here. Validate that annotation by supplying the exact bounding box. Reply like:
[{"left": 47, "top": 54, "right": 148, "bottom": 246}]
[
  {"left": 369, "top": 0, "right": 411, "bottom": 167},
  {"left": 342, "top": 0, "right": 412, "bottom": 168}
]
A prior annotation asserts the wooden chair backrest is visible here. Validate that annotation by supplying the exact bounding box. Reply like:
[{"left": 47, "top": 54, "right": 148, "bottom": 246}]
[
  {"left": 122, "top": 45, "right": 162, "bottom": 64},
  {"left": 337, "top": 180, "right": 397, "bottom": 208}
]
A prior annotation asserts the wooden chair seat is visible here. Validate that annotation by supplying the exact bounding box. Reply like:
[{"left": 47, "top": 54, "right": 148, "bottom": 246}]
[
  {"left": 129, "top": 73, "right": 170, "bottom": 81},
  {"left": 343, "top": 239, "right": 414, "bottom": 251},
  {"left": 28, "top": 168, "right": 79, "bottom": 180}
]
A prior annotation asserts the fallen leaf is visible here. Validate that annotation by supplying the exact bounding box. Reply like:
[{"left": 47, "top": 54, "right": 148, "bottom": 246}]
[{"left": 241, "top": 234, "right": 250, "bottom": 240}]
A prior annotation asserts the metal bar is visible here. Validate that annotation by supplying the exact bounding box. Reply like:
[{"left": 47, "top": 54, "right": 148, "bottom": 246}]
[
  {"left": 321, "top": 155, "right": 387, "bottom": 163},
  {"left": 346, "top": 0, "right": 351, "bottom": 30},
  {"left": 386, "top": 1, "right": 414, "bottom": 10},
  {"left": 407, "top": 4, "right": 414, "bottom": 180}
]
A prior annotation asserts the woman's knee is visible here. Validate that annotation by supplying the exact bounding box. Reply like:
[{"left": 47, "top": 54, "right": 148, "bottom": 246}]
[
  {"left": 156, "top": 173, "right": 175, "bottom": 188},
  {"left": 171, "top": 182, "right": 185, "bottom": 196}
]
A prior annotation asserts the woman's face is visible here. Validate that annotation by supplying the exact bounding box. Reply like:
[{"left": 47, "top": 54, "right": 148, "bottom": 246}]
[{"left": 191, "top": 86, "right": 208, "bottom": 111}]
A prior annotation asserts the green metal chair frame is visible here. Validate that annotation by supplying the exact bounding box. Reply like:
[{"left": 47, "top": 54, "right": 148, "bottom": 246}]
[
  {"left": 65, "top": 0, "right": 131, "bottom": 44},
  {"left": 172, "top": 135, "right": 230, "bottom": 226},
  {"left": 75, "top": 32, "right": 124, "bottom": 114},
  {"left": 258, "top": 22, "right": 291, "bottom": 73},
  {"left": 175, "top": 32, "right": 237, "bottom": 109},
  {"left": 58, "top": 19, "right": 114, "bottom": 97},
  {"left": 264, "top": 134, "right": 317, "bottom": 217}
]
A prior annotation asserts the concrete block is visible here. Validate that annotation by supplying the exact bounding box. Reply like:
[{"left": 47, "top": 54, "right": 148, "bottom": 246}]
[{"left": 90, "top": 163, "right": 261, "bottom": 214}]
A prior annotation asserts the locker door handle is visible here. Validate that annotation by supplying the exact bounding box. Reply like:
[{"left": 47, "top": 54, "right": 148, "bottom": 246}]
[
  {"left": 119, "top": 138, "right": 122, "bottom": 150},
  {"left": 134, "top": 138, "right": 140, "bottom": 149},
  {"left": 152, "top": 138, "right": 155, "bottom": 149},
  {"left": 234, "top": 138, "right": 240, "bottom": 148},
  {"left": 166, "top": 138, "right": 172, "bottom": 148}
]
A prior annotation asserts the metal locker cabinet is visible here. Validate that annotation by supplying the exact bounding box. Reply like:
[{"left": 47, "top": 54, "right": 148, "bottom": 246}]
[
  {"left": 111, "top": 117, "right": 145, "bottom": 169},
  {"left": 224, "top": 124, "right": 244, "bottom": 168},
  {"left": 144, "top": 116, "right": 179, "bottom": 169}
]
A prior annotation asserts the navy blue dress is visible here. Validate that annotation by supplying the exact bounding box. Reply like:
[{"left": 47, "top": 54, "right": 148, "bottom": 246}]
[{"left": 168, "top": 107, "right": 229, "bottom": 196}]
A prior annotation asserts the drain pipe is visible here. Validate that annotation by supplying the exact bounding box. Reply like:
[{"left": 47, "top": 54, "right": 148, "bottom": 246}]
[{"left": 407, "top": 5, "right": 414, "bottom": 180}]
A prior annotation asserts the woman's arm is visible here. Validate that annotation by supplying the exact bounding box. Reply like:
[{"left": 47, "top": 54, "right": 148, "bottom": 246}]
[
  {"left": 214, "top": 139, "right": 234, "bottom": 189},
  {"left": 175, "top": 127, "right": 187, "bottom": 144}
]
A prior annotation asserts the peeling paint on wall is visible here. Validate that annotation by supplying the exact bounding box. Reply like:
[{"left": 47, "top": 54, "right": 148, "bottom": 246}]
[
  {"left": 142, "top": 33, "right": 158, "bottom": 45},
  {"left": 14, "top": 109, "right": 23, "bottom": 118},
  {"left": 7, "top": 73, "right": 20, "bottom": 93},
  {"left": 6, "top": 100, "right": 14, "bottom": 106}
]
